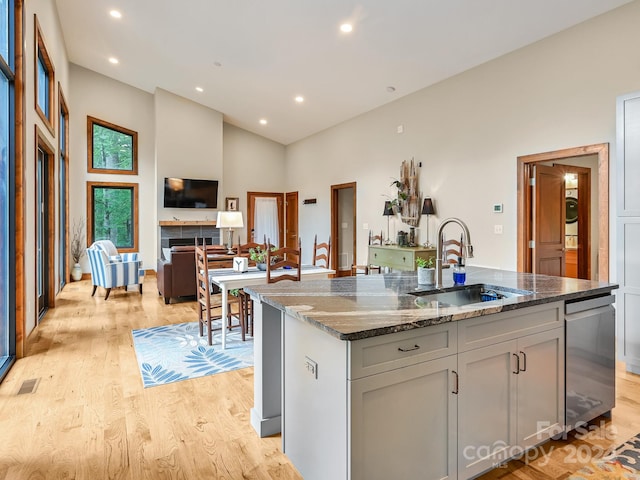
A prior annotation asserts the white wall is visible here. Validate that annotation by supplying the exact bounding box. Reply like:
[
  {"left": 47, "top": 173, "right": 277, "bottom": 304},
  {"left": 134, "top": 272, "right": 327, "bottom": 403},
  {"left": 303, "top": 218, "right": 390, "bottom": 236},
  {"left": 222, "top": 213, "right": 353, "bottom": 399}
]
[
  {"left": 69, "top": 64, "right": 156, "bottom": 271},
  {"left": 286, "top": 1, "right": 640, "bottom": 277},
  {"left": 222, "top": 123, "right": 286, "bottom": 243},
  {"left": 24, "top": 0, "right": 69, "bottom": 335},
  {"left": 155, "top": 88, "right": 223, "bottom": 226}
]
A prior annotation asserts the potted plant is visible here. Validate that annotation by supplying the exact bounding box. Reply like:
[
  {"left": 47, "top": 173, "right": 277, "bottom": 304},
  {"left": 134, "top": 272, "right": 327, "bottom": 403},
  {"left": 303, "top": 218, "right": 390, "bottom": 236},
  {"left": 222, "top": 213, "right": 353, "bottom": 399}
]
[
  {"left": 249, "top": 245, "right": 278, "bottom": 271},
  {"left": 416, "top": 256, "right": 435, "bottom": 285},
  {"left": 70, "top": 218, "right": 86, "bottom": 281}
]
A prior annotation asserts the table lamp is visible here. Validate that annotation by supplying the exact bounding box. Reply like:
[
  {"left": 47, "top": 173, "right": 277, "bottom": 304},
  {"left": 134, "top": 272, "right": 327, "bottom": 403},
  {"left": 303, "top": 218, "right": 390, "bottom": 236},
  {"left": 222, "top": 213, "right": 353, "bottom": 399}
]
[
  {"left": 421, "top": 197, "right": 436, "bottom": 246},
  {"left": 383, "top": 201, "right": 394, "bottom": 243},
  {"left": 216, "top": 211, "right": 244, "bottom": 254}
]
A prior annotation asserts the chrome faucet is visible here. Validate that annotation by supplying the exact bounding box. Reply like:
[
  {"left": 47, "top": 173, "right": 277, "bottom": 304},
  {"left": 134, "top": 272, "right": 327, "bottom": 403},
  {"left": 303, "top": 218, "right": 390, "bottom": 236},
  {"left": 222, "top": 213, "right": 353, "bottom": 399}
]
[{"left": 435, "top": 218, "right": 474, "bottom": 288}]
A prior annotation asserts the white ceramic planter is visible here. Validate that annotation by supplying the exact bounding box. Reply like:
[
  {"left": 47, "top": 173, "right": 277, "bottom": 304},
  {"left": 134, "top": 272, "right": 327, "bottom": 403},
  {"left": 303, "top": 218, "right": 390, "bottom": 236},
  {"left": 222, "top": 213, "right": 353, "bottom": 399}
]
[
  {"left": 71, "top": 263, "right": 82, "bottom": 281},
  {"left": 417, "top": 267, "right": 435, "bottom": 285}
]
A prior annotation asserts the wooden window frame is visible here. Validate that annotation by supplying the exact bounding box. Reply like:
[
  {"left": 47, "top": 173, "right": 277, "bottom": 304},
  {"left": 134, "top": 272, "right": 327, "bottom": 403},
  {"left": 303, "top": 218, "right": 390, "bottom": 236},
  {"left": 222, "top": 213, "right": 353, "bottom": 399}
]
[
  {"left": 34, "top": 15, "right": 55, "bottom": 136},
  {"left": 58, "top": 84, "right": 69, "bottom": 286},
  {"left": 86, "top": 182, "right": 139, "bottom": 253},
  {"left": 87, "top": 116, "right": 138, "bottom": 175}
]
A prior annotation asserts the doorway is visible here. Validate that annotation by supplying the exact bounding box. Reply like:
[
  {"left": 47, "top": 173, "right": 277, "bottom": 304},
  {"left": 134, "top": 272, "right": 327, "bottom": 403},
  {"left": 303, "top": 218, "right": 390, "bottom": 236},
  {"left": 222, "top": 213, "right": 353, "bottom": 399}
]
[
  {"left": 330, "top": 182, "right": 356, "bottom": 277},
  {"left": 517, "top": 143, "right": 609, "bottom": 282},
  {"left": 285, "top": 192, "right": 299, "bottom": 251},
  {"left": 246, "top": 191, "right": 285, "bottom": 246},
  {"left": 35, "top": 127, "right": 56, "bottom": 320}
]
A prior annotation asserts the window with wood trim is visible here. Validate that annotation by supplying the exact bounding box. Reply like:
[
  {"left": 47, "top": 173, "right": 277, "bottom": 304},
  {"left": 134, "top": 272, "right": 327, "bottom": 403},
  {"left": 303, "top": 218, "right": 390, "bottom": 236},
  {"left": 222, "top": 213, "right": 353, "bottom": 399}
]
[
  {"left": 87, "top": 182, "right": 139, "bottom": 253},
  {"left": 0, "top": 0, "right": 16, "bottom": 378},
  {"left": 58, "top": 85, "right": 69, "bottom": 288},
  {"left": 34, "top": 15, "right": 55, "bottom": 135},
  {"left": 87, "top": 116, "right": 138, "bottom": 174}
]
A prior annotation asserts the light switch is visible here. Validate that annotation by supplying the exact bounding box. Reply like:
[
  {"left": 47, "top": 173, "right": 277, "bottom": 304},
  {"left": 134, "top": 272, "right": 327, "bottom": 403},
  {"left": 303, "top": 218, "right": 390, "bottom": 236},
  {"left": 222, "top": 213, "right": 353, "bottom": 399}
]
[
  {"left": 363, "top": 223, "right": 369, "bottom": 230},
  {"left": 305, "top": 356, "right": 318, "bottom": 379},
  {"left": 342, "top": 222, "right": 348, "bottom": 229},
  {"left": 494, "top": 225, "right": 503, "bottom": 234}
]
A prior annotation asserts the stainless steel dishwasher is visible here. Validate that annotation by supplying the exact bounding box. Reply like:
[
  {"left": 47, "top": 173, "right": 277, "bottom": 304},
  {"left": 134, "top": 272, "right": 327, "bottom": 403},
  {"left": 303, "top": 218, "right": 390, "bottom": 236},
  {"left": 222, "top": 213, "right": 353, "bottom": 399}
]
[{"left": 565, "top": 294, "right": 616, "bottom": 431}]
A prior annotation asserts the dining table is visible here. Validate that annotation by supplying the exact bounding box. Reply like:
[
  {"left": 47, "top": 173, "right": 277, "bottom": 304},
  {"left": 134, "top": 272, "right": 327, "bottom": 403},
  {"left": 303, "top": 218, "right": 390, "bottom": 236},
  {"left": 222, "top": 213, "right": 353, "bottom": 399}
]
[{"left": 208, "top": 264, "right": 334, "bottom": 350}]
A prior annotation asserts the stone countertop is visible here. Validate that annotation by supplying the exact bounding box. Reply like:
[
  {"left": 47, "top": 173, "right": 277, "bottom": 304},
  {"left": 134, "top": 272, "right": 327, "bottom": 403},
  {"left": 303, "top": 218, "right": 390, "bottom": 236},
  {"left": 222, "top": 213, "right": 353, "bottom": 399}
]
[{"left": 244, "top": 266, "right": 618, "bottom": 341}]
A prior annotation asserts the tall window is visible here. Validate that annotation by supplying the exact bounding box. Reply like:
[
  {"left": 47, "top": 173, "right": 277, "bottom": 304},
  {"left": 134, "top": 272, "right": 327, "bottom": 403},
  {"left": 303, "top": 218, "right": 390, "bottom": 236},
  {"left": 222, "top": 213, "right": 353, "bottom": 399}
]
[
  {"left": 58, "top": 87, "right": 69, "bottom": 288},
  {"left": 0, "top": 0, "right": 15, "bottom": 380},
  {"left": 34, "top": 15, "right": 54, "bottom": 134},
  {"left": 87, "top": 182, "right": 139, "bottom": 253}
]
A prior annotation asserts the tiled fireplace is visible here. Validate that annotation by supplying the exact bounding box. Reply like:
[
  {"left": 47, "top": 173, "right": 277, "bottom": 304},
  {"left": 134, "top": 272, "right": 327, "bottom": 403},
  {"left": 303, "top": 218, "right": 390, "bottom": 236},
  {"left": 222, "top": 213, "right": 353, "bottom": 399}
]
[{"left": 158, "top": 221, "right": 221, "bottom": 256}]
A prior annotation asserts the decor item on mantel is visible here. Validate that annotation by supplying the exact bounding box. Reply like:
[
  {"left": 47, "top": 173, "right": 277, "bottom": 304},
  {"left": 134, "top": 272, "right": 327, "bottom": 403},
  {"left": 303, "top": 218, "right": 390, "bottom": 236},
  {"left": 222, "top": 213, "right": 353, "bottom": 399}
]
[
  {"left": 70, "top": 218, "right": 85, "bottom": 281},
  {"left": 391, "top": 158, "right": 421, "bottom": 227}
]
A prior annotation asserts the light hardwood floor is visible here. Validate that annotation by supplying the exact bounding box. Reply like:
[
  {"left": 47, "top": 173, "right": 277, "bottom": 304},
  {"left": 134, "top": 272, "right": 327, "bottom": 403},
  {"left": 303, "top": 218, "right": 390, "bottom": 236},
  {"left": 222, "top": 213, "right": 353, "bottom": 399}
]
[{"left": 0, "top": 277, "right": 638, "bottom": 479}]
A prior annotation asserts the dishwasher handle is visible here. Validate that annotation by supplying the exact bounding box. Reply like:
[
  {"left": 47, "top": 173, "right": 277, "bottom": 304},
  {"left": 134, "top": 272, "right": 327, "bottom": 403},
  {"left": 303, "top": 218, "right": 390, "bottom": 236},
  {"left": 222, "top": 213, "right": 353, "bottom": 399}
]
[{"left": 565, "top": 294, "right": 614, "bottom": 314}]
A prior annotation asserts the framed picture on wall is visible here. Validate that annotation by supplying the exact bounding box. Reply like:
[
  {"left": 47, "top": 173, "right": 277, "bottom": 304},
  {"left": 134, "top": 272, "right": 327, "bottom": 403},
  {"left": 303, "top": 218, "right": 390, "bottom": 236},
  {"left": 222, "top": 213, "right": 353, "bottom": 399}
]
[{"left": 226, "top": 197, "right": 239, "bottom": 211}]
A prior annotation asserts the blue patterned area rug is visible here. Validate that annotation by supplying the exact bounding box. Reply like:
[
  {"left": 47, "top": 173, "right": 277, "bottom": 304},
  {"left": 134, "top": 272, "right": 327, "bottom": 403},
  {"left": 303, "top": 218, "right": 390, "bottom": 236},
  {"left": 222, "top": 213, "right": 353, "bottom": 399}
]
[{"left": 131, "top": 322, "right": 253, "bottom": 388}]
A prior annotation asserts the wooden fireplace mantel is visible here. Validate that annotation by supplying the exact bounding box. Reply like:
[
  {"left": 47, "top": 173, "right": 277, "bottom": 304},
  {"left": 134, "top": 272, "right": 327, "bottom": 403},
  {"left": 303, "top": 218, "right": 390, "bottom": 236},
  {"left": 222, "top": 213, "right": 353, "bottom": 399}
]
[{"left": 158, "top": 220, "right": 217, "bottom": 226}]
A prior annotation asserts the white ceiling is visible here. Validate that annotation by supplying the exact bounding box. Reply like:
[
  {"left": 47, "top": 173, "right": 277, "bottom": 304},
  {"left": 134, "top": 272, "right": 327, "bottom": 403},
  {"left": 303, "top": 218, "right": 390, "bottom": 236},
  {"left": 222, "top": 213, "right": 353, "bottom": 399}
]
[{"left": 54, "top": 0, "right": 632, "bottom": 145}]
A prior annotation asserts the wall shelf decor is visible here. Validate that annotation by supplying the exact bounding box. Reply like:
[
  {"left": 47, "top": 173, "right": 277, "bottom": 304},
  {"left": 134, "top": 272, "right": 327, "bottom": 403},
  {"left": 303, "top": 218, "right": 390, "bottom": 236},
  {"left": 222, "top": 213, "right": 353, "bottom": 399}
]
[{"left": 393, "top": 158, "right": 422, "bottom": 227}]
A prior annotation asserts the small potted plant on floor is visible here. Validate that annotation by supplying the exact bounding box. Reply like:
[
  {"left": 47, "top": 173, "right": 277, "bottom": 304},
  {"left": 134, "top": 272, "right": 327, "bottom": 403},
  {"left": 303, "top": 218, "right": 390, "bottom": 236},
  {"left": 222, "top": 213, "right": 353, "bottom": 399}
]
[
  {"left": 416, "top": 256, "right": 435, "bottom": 285},
  {"left": 70, "top": 218, "right": 86, "bottom": 281},
  {"left": 249, "top": 245, "right": 278, "bottom": 271}
]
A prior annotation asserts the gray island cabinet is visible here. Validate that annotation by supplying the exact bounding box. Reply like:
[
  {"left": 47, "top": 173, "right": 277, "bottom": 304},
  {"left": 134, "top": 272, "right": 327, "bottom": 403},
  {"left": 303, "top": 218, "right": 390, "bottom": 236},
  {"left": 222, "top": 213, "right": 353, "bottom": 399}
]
[{"left": 246, "top": 267, "right": 616, "bottom": 480}]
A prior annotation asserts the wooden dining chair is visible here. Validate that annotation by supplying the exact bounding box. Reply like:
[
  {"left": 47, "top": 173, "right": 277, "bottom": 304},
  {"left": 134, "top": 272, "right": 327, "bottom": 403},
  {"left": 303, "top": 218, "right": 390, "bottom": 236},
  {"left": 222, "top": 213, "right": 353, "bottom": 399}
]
[
  {"left": 266, "top": 240, "right": 301, "bottom": 283},
  {"left": 195, "top": 239, "right": 242, "bottom": 345},
  {"left": 351, "top": 230, "right": 383, "bottom": 275},
  {"left": 236, "top": 240, "right": 265, "bottom": 265},
  {"left": 441, "top": 235, "right": 463, "bottom": 268},
  {"left": 312, "top": 235, "right": 331, "bottom": 268}
]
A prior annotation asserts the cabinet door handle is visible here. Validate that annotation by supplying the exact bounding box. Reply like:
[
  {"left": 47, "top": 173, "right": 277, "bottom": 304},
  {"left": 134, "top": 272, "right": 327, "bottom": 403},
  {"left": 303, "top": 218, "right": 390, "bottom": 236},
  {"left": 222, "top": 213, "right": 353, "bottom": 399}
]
[
  {"left": 403, "top": 256, "right": 406, "bottom": 263},
  {"left": 374, "top": 253, "right": 377, "bottom": 258},
  {"left": 398, "top": 344, "right": 420, "bottom": 353},
  {"left": 519, "top": 351, "right": 527, "bottom": 372},
  {"left": 452, "top": 370, "right": 459, "bottom": 395},
  {"left": 512, "top": 353, "right": 520, "bottom": 374}
]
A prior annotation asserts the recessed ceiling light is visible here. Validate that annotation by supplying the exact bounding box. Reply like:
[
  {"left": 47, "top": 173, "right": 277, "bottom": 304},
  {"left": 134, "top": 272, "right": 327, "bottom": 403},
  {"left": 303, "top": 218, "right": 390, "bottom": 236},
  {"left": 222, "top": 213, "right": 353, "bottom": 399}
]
[
  {"left": 295, "top": 96, "right": 304, "bottom": 103},
  {"left": 340, "top": 23, "right": 353, "bottom": 33},
  {"left": 195, "top": 86, "right": 204, "bottom": 92},
  {"left": 108, "top": 57, "right": 119, "bottom": 64},
  {"left": 259, "top": 119, "right": 268, "bottom": 125},
  {"left": 109, "top": 10, "right": 122, "bottom": 19},
  {"left": 386, "top": 86, "right": 396, "bottom": 93},
  {"left": 213, "top": 61, "right": 222, "bottom": 68}
]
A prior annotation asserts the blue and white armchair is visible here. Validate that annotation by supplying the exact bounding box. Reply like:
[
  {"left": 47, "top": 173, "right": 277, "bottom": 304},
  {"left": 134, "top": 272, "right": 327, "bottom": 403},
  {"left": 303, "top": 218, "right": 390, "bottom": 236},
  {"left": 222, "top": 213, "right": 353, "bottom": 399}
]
[{"left": 87, "top": 240, "right": 144, "bottom": 300}]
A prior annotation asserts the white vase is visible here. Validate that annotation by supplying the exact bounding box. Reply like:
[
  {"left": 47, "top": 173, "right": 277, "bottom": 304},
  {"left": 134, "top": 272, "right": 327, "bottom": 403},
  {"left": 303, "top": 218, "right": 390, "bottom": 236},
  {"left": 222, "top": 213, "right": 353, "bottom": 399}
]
[
  {"left": 417, "top": 267, "right": 435, "bottom": 285},
  {"left": 71, "top": 263, "right": 83, "bottom": 281}
]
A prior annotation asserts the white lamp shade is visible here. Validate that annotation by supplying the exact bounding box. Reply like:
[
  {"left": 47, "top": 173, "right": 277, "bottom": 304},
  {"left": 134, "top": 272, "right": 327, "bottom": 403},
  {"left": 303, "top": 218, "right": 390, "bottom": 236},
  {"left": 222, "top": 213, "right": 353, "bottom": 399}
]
[{"left": 216, "top": 211, "right": 244, "bottom": 228}]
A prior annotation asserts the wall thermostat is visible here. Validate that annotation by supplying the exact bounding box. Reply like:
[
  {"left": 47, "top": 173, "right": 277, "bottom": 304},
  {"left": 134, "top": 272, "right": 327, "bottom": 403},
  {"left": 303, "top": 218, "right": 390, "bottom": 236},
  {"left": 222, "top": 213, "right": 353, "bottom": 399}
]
[{"left": 493, "top": 203, "right": 503, "bottom": 213}]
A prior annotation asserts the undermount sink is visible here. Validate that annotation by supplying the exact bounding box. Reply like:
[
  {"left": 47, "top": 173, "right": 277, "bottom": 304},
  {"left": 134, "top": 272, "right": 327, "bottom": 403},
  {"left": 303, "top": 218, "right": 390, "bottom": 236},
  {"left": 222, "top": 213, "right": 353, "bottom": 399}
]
[{"left": 410, "top": 284, "right": 532, "bottom": 308}]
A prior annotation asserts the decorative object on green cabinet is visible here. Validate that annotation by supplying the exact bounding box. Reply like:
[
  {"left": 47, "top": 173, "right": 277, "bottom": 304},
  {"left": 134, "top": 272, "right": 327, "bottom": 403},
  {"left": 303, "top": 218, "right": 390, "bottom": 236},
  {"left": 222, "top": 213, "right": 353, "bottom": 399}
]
[{"left": 391, "top": 158, "right": 422, "bottom": 227}]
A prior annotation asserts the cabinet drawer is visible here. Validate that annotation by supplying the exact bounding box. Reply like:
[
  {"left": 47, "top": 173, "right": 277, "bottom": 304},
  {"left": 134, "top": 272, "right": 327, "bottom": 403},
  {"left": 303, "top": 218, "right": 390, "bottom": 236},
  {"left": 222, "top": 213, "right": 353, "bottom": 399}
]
[
  {"left": 369, "top": 248, "right": 413, "bottom": 270},
  {"left": 457, "top": 302, "right": 563, "bottom": 352},
  {"left": 369, "top": 247, "right": 400, "bottom": 266},
  {"left": 349, "top": 323, "right": 457, "bottom": 380}
]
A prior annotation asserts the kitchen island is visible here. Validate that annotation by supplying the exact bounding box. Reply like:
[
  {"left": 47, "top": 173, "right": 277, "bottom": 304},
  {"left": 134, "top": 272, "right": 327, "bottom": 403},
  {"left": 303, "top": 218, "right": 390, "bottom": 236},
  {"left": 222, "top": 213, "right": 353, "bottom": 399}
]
[{"left": 245, "top": 267, "right": 617, "bottom": 480}]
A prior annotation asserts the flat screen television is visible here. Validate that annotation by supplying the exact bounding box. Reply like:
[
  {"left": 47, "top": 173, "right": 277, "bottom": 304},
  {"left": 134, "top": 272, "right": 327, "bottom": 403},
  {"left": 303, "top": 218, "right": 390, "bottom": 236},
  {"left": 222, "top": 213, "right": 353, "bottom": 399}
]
[{"left": 163, "top": 177, "right": 219, "bottom": 209}]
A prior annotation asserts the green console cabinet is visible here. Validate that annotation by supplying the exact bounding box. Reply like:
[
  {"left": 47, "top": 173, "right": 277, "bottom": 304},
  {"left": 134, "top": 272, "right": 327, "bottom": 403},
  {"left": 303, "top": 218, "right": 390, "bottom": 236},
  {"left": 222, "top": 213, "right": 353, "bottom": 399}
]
[{"left": 368, "top": 245, "right": 436, "bottom": 271}]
